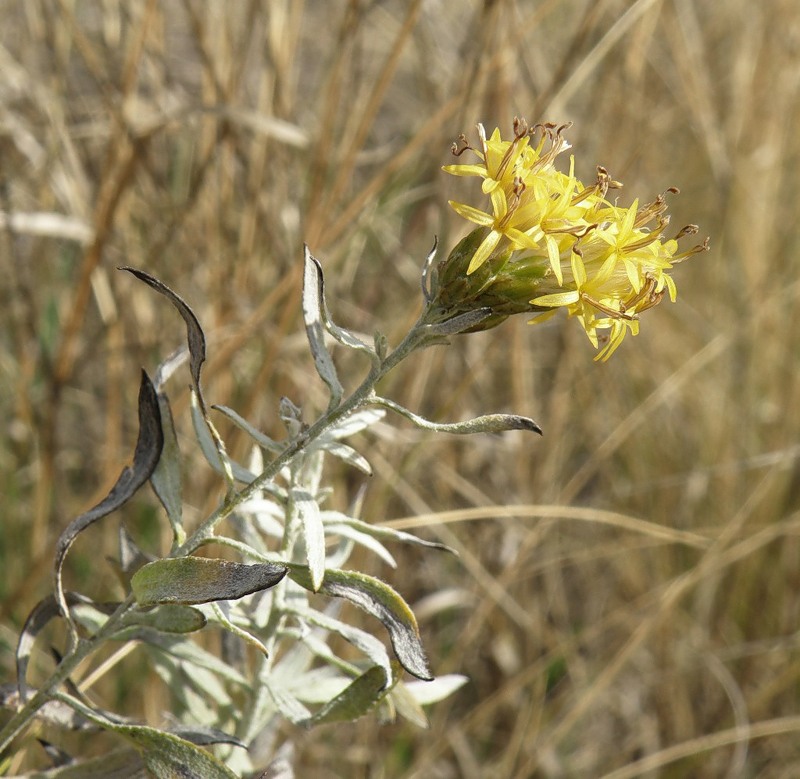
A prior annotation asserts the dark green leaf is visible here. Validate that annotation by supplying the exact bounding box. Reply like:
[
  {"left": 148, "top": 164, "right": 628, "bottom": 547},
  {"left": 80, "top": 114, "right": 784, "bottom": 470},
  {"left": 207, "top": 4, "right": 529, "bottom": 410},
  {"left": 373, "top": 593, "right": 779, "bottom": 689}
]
[{"left": 131, "top": 557, "right": 287, "bottom": 606}]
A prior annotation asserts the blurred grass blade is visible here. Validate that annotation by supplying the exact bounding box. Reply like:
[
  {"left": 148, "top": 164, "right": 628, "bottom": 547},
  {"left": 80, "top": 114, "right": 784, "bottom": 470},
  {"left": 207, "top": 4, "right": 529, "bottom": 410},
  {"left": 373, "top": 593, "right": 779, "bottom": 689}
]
[
  {"left": 131, "top": 557, "right": 287, "bottom": 606},
  {"left": 53, "top": 370, "right": 163, "bottom": 639},
  {"left": 288, "top": 566, "right": 433, "bottom": 680}
]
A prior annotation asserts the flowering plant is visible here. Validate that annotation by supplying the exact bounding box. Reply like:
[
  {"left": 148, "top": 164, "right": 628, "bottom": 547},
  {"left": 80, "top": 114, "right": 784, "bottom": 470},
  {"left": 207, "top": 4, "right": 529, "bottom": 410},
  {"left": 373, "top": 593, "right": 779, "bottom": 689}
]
[
  {"left": 433, "top": 119, "right": 708, "bottom": 359},
  {"left": 0, "top": 119, "right": 705, "bottom": 775}
]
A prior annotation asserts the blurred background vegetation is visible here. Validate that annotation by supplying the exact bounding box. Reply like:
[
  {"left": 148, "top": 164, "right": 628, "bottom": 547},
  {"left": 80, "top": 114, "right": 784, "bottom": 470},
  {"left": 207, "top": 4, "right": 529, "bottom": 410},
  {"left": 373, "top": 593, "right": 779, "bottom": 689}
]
[{"left": 2, "top": 0, "right": 800, "bottom": 776}]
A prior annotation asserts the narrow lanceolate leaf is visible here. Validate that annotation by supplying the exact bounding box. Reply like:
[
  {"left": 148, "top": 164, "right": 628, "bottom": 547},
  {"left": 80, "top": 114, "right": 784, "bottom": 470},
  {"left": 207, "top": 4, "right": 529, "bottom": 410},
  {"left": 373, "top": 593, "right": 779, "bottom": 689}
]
[
  {"left": 304, "top": 248, "right": 376, "bottom": 358},
  {"left": 190, "top": 390, "right": 256, "bottom": 483},
  {"left": 150, "top": 392, "right": 184, "bottom": 544},
  {"left": 292, "top": 488, "right": 325, "bottom": 591},
  {"left": 424, "top": 307, "right": 494, "bottom": 336},
  {"left": 57, "top": 693, "right": 237, "bottom": 779},
  {"left": 372, "top": 396, "right": 543, "bottom": 436},
  {"left": 305, "top": 664, "right": 394, "bottom": 726},
  {"left": 288, "top": 566, "right": 433, "bottom": 680},
  {"left": 302, "top": 247, "right": 343, "bottom": 406},
  {"left": 131, "top": 557, "right": 287, "bottom": 607},
  {"left": 296, "top": 606, "right": 392, "bottom": 681},
  {"left": 311, "top": 440, "right": 372, "bottom": 475},
  {"left": 212, "top": 403, "right": 283, "bottom": 453},
  {"left": 321, "top": 511, "right": 454, "bottom": 555},
  {"left": 54, "top": 370, "right": 163, "bottom": 637}
]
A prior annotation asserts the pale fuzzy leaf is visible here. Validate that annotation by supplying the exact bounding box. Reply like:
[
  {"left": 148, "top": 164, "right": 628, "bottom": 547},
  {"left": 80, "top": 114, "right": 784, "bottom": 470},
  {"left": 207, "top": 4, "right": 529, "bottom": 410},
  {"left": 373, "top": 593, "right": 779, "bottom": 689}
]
[
  {"left": 53, "top": 370, "right": 163, "bottom": 637},
  {"left": 293, "top": 488, "right": 325, "bottom": 591},
  {"left": 288, "top": 566, "right": 432, "bottom": 680},
  {"left": 405, "top": 674, "right": 469, "bottom": 705},
  {"left": 324, "top": 523, "right": 397, "bottom": 567},
  {"left": 281, "top": 667, "right": 351, "bottom": 704},
  {"left": 311, "top": 440, "right": 372, "bottom": 475},
  {"left": 302, "top": 247, "right": 343, "bottom": 405},
  {"left": 238, "top": 498, "right": 285, "bottom": 538},
  {"left": 388, "top": 679, "right": 429, "bottom": 728},
  {"left": 264, "top": 679, "right": 312, "bottom": 724},
  {"left": 324, "top": 408, "right": 385, "bottom": 440},
  {"left": 131, "top": 557, "right": 287, "bottom": 606},
  {"left": 190, "top": 391, "right": 257, "bottom": 483},
  {"left": 55, "top": 693, "right": 238, "bottom": 779},
  {"left": 143, "top": 631, "right": 249, "bottom": 686},
  {"left": 150, "top": 392, "right": 184, "bottom": 543},
  {"left": 320, "top": 511, "right": 453, "bottom": 555},
  {"left": 424, "top": 307, "right": 493, "bottom": 336},
  {"left": 295, "top": 607, "right": 392, "bottom": 681},
  {"left": 213, "top": 404, "right": 283, "bottom": 453}
]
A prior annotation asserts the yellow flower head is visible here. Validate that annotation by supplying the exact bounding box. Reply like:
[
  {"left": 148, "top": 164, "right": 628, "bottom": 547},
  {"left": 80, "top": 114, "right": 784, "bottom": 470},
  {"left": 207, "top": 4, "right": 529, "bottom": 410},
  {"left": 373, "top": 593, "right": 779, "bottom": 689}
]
[{"left": 438, "top": 118, "right": 708, "bottom": 360}]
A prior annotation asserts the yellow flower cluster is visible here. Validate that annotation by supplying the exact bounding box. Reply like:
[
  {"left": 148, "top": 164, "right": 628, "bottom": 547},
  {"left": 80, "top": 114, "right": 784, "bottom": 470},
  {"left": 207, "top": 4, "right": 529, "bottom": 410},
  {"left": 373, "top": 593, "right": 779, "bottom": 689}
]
[{"left": 442, "top": 119, "right": 707, "bottom": 360}]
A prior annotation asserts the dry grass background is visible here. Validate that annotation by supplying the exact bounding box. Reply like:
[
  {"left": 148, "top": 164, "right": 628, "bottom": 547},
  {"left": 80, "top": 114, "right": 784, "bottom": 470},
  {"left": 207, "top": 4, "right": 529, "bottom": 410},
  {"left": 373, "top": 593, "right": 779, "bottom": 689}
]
[{"left": 2, "top": 0, "right": 800, "bottom": 776}]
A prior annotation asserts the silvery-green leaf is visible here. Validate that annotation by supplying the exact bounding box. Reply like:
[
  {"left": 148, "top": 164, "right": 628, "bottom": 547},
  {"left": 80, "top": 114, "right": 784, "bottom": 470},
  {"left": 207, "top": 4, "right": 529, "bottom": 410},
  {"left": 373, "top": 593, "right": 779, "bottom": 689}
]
[
  {"left": 55, "top": 693, "right": 238, "bottom": 778},
  {"left": 287, "top": 566, "right": 432, "bottom": 680},
  {"left": 153, "top": 345, "right": 189, "bottom": 392},
  {"left": 302, "top": 247, "right": 343, "bottom": 406},
  {"left": 264, "top": 678, "right": 311, "bottom": 724},
  {"left": 53, "top": 370, "right": 163, "bottom": 639},
  {"left": 0, "top": 683, "right": 95, "bottom": 733},
  {"left": 131, "top": 557, "right": 287, "bottom": 606},
  {"left": 405, "top": 673, "right": 468, "bottom": 705},
  {"left": 389, "top": 679, "right": 429, "bottom": 728},
  {"left": 292, "top": 488, "right": 325, "bottom": 591},
  {"left": 372, "top": 396, "right": 542, "bottom": 436},
  {"left": 281, "top": 668, "right": 350, "bottom": 704},
  {"left": 320, "top": 511, "right": 454, "bottom": 555},
  {"left": 190, "top": 390, "right": 257, "bottom": 483},
  {"left": 421, "top": 238, "right": 438, "bottom": 302},
  {"left": 325, "top": 408, "right": 385, "bottom": 440},
  {"left": 238, "top": 499, "right": 285, "bottom": 538},
  {"left": 294, "top": 606, "right": 392, "bottom": 681},
  {"left": 212, "top": 404, "right": 283, "bottom": 453},
  {"left": 150, "top": 392, "right": 184, "bottom": 543},
  {"left": 424, "top": 307, "right": 493, "bottom": 336},
  {"left": 2, "top": 748, "right": 143, "bottom": 776},
  {"left": 323, "top": 523, "right": 396, "bottom": 567},
  {"left": 310, "top": 440, "right": 372, "bottom": 475},
  {"left": 304, "top": 248, "right": 376, "bottom": 358},
  {"left": 304, "top": 665, "right": 393, "bottom": 726},
  {"left": 142, "top": 630, "right": 249, "bottom": 686}
]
